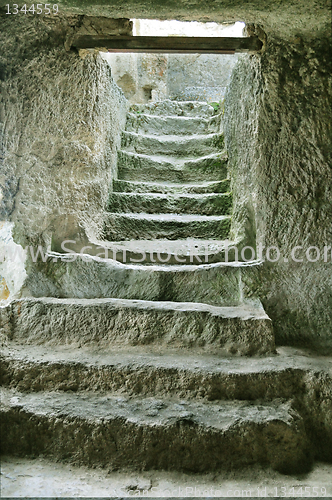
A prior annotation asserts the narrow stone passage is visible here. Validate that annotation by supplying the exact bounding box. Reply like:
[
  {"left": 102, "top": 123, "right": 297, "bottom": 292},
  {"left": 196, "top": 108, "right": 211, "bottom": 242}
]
[
  {"left": 1, "top": 1, "right": 331, "bottom": 492},
  {"left": 93, "top": 99, "right": 274, "bottom": 354},
  {"left": 108, "top": 100, "right": 231, "bottom": 247},
  {"left": 1, "top": 101, "right": 331, "bottom": 480}
]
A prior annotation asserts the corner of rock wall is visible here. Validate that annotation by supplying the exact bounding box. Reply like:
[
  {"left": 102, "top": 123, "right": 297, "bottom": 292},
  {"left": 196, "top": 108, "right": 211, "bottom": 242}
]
[
  {"left": 224, "top": 53, "right": 261, "bottom": 251},
  {"left": 224, "top": 29, "right": 332, "bottom": 352},
  {"left": 0, "top": 13, "right": 128, "bottom": 301}
]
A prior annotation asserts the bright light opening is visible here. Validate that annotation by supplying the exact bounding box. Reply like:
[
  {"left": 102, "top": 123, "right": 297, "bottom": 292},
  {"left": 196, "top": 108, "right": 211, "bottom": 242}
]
[
  {"left": 101, "top": 19, "right": 246, "bottom": 103},
  {"left": 132, "top": 19, "right": 245, "bottom": 37}
]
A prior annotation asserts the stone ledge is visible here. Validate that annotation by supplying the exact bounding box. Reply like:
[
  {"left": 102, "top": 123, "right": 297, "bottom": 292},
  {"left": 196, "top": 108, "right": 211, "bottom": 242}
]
[
  {"left": 0, "top": 387, "right": 310, "bottom": 473},
  {"left": 0, "top": 297, "right": 274, "bottom": 356}
]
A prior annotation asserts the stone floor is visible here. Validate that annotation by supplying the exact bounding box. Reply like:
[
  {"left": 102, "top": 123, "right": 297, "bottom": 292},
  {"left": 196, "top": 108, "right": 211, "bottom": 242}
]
[{"left": 1, "top": 455, "right": 332, "bottom": 498}]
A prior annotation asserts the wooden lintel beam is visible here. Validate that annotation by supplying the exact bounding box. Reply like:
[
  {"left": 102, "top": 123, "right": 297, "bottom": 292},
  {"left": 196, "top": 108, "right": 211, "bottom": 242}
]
[{"left": 71, "top": 36, "right": 262, "bottom": 54}]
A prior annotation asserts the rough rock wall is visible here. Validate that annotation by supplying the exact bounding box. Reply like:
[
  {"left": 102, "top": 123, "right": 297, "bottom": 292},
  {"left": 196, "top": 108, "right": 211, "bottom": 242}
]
[
  {"left": 104, "top": 51, "right": 238, "bottom": 105},
  {"left": 101, "top": 52, "right": 168, "bottom": 103},
  {"left": 12, "top": 0, "right": 328, "bottom": 41},
  {"left": 167, "top": 53, "right": 238, "bottom": 102},
  {"left": 224, "top": 33, "right": 332, "bottom": 351},
  {"left": 0, "top": 13, "right": 128, "bottom": 251}
]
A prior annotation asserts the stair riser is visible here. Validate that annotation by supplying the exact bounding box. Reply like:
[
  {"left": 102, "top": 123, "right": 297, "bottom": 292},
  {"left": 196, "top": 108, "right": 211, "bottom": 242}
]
[
  {"left": 125, "top": 113, "right": 221, "bottom": 135},
  {"left": 121, "top": 132, "right": 223, "bottom": 157},
  {"left": 118, "top": 167, "right": 227, "bottom": 183},
  {"left": 104, "top": 214, "right": 231, "bottom": 240},
  {"left": 1, "top": 355, "right": 305, "bottom": 401},
  {"left": 113, "top": 179, "right": 231, "bottom": 194},
  {"left": 1, "top": 299, "right": 275, "bottom": 356},
  {"left": 130, "top": 101, "right": 216, "bottom": 117},
  {"left": 22, "top": 258, "right": 242, "bottom": 306},
  {"left": 117, "top": 151, "right": 228, "bottom": 182},
  {"left": 302, "top": 372, "right": 332, "bottom": 462},
  {"left": 0, "top": 404, "right": 310, "bottom": 473},
  {"left": 94, "top": 247, "right": 240, "bottom": 265},
  {"left": 107, "top": 193, "right": 232, "bottom": 216}
]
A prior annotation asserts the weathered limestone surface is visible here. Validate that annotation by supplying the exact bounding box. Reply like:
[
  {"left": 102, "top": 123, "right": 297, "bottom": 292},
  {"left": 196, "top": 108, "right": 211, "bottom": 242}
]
[
  {"left": 0, "top": 387, "right": 310, "bottom": 473},
  {"left": 20, "top": 256, "right": 260, "bottom": 306},
  {"left": 113, "top": 179, "right": 231, "bottom": 194},
  {"left": 1, "top": 341, "right": 331, "bottom": 470},
  {"left": 107, "top": 192, "right": 232, "bottom": 216},
  {"left": 2, "top": 0, "right": 326, "bottom": 40},
  {"left": 1, "top": 343, "right": 330, "bottom": 400},
  {"left": 0, "top": 297, "right": 274, "bottom": 355},
  {"left": 224, "top": 34, "right": 332, "bottom": 351},
  {"left": 0, "top": 13, "right": 128, "bottom": 249},
  {"left": 1, "top": 0, "right": 331, "bottom": 478},
  {"left": 167, "top": 53, "right": 238, "bottom": 102},
  {"left": 125, "top": 112, "right": 221, "bottom": 136},
  {"left": 117, "top": 150, "right": 228, "bottom": 183}
]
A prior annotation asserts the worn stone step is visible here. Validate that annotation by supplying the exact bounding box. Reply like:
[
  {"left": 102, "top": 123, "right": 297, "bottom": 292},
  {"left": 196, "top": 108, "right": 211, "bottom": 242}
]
[
  {"left": 117, "top": 150, "right": 228, "bottom": 182},
  {"left": 113, "top": 179, "right": 231, "bottom": 194},
  {"left": 20, "top": 256, "right": 258, "bottom": 307},
  {"left": 121, "top": 131, "right": 223, "bottom": 157},
  {"left": 0, "top": 298, "right": 274, "bottom": 356},
  {"left": 0, "top": 387, "right": 310, "bottom": 473},
  {"left": 125, "top": 112, "right": 221, "bottom": 136},
  {"left": 107, "top": 192, "right": 232, "bottom": 216},
  {"left": 130, "top": 100, "right": 217, "bottom": 118},
  {"left": 104, "top": 213, "right": 231, "bottom": 240},
  {"left": 4, "top": 344, "right": 331, "bottom": 400},
  {"left": 87, "top": 239, "right": 240, "bottom": 264}
]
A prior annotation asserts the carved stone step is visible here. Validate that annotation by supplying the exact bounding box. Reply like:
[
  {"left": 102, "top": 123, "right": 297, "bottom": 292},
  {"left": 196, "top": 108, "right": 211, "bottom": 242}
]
[
  {"left": 0, "top": 387, "right": 310, "bottom": 473},
  {"left": 0, "top": 297, "right": 274, "bottom": 356}
]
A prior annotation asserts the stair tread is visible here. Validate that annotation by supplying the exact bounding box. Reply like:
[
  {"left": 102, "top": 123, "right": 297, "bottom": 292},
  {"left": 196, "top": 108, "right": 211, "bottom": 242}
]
[
  {"left": 108, "top": 192, "right": 232, "bottom": 216},
  {"left": 126, "top": 111, "right": 220, "bottom": 133},
  {"left": 117, "top": 150, "right": 227, "bottom": 182},
  {"left": 43, "top": 250, "right": 260, "bottom": 273},
  {"left": 118, "top": 150, "right": 224, "bottom": 165},
  {"left": 104, "top": 212, "right": 232, "bottom": 239},
  {"left": 127, "top": 112, "right": 216, "bottom": 121},
  {"left": 0, "top": 385, "right": 310, "bottom": 473},
  {"left": 122, "top": 132, "right": 223, "bottom": 157},
  {"left": 106, "top": 212, "right": 231, "bottom": 221},
  {"left": 126, "top": 116, "right": 221, "bottom": 136},
  {"left": 88, "top": 238, "right": 239, "bottom": 264},
  {"left": 5, "top": 295, "right": 268, "bottom": 316},
  {"left": 104, "top": 212, "right": 231, "bottom": 241},
  {"left": 115, "top": 180, "right": 227, "bottom": 187},
  {"left": 53, "top": 238, "right": 242, "bottom": 264},
  {"left": 3, "top": 343, "right": 331, "bottom": 377},
  {"left": 0, "top": 386, "right": 297, "bottom": 429},
  {"left": 113, "top": 180, "right": 230, "bottom": 195},
  {"left": 123, "top": 131, "right": 221, "bottom": 141},
  {"left": 91, "top": 238, "right": 236, "bottom": 255},
  {"left": 130, "top": 100, "right": 217, "bottom": 117},
  {"left": 110, "top": 192, "right": 230, "bottom": 199},
  {"left": 2, "top": 343, "right": 331, "bottom": 400}
]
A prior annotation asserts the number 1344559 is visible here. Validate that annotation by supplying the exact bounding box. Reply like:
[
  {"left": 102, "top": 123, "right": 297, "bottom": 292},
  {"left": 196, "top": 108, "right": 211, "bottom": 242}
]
[{"left": 6, "top": 4, "right": 58, "bottom": 14}]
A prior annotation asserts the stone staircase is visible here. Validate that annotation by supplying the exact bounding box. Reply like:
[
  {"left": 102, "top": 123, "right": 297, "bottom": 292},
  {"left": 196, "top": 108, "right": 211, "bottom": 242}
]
[
  {"left": 108, "top": 101, "right": 230, "bottom": 244},
  {"left": 1, "top": 100, "right": 331, "bottom": 475}
]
